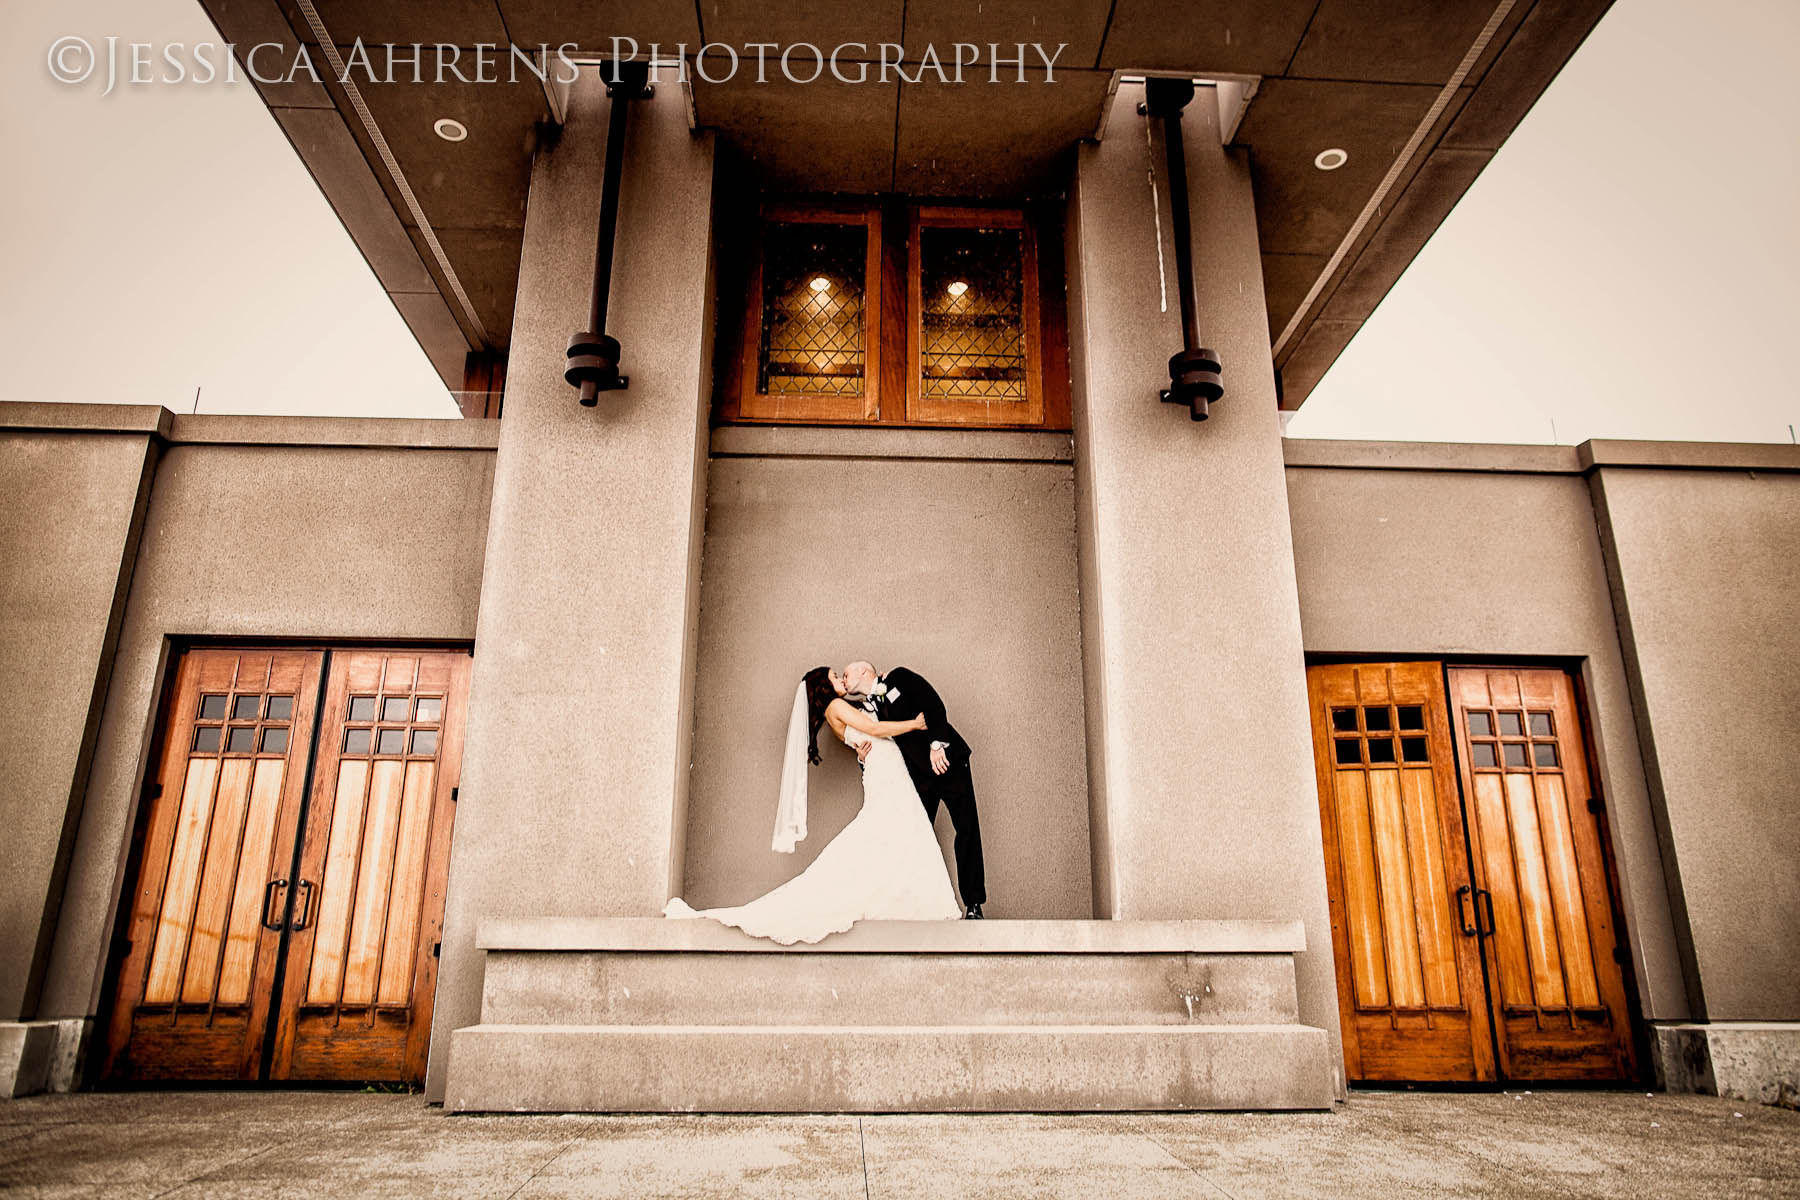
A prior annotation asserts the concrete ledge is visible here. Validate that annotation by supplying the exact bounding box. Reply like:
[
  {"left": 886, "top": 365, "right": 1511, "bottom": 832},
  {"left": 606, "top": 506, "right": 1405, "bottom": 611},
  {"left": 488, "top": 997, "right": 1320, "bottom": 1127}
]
[
  {"left": 476, "top": 917, "right": 1306, "bottom": 954},
  {"left": 0, "top": 1021, "right": 57, "bottom": 1099},
  {"left": 0, "top": 401, "right": 498, "bottom": 449},
  {"left": 710, "top": 424, "right": 1074, "bottom": 463},
  {"left": 445, "top": 1023, "right": 1335, "bottom": 1112},
  {"left": 0, "top": 401, "right": 172, "bottom": 437},
  {"left": 1652, "top": 1022, "right": 1800, "bottom": 1109},
  {"left": 1284, "top": 436, "right": 1800, "bottom": 475}
]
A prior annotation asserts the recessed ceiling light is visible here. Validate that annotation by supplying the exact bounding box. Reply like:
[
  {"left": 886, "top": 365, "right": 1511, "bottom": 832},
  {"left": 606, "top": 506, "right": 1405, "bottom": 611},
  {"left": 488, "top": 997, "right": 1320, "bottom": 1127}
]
[
  {"left": 947, "top": 280, "right": 969, "bottom": 297},
  {"left": 809, "top": 276, "right": 831, "bottom": 292},
  {"left": 1314, "top": 147, "right": 1348, "bottom": 171},
  {"left": 434, "top": 118, "right": 469, "bottom": 142}
]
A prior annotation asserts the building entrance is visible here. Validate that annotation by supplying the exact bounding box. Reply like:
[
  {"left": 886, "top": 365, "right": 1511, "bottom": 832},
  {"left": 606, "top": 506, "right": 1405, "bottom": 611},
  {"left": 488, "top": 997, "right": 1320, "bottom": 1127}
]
[
  {"left": 1306, "top": 661, "right": 1637, "bottom": 1083},
  {"left": 102, "top": 647, "right": 469, "bottom": 1086}
]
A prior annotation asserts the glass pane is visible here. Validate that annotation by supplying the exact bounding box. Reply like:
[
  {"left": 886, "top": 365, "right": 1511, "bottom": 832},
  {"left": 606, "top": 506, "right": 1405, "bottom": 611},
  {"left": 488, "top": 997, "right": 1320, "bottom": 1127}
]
[
  {"left": 1362, "top": 706, "right": 1391, "bottom": 732},
  {"left": 918, "top": 224, "right": 1026, "bottom": 402},
  {"left": 415, "top": 697, "right": 443, "bottom": 723},
  {"left": 193, "top": 725, "right": 222, "bottom": 753},
  {"left": 1334, "top": 739, "right": 1361, "bottom": 766},
  {"left": 348, "top": 696, "right": 376, "bottom": 722},
  {"left": 344, "top": 727, "right": 372, "bottom": 755},
  {"left": 261, "top": 726, "right": 289, "bottom": 754},
  {"left": 232, "top": 695, "right": 261, "bottom": 721},
  {"left": 266, "top": 695, "right": 294, "bottom": 721},
  {"left": 382, "top": 696, "right": 410, "bottom": 723},
  {"left": 1503, "top": 742, "right": 1529, "bottom": 768},
  {"left": 199, "top": 694, "right": 227, "bottom": 720},
  {"left": 1467, "top": 711, "right": 1492, "bottom": 736},
  {"left": 1472, "top": 742, "right": 1496, "bottom": 768},
  {"left": 1534, "top": 742, "right": 1560, "bottom": 767},
  {"left": 1498, "top": 711, "right": 1524, "bottom": 737},
  {"left": 759, "top": 221, "right": 866, "bottom": 396},
  {"left": 1367, "top": 738, "right": 1396, "bottom": 764},
  {"left": 1330, "top": 707, "right": 1357, "bottom": 733},
  {"left": 1529, "top": 712, "right": 1553, "bottom": 737},
  {"left": 376, "top": 727, "right": 406, "bottom": 755},
  {"left": 226, "top": 725, "right": 256, "bottom": 753},
  {"left": 1401, "top": 736, "right": 1429, "bottom": 763},
  {"left": 411, "top": 729, "right": 438, "bottom": 756},
  {"left": 1397, "top": 705, "right": 1424, "bottom": 730}
]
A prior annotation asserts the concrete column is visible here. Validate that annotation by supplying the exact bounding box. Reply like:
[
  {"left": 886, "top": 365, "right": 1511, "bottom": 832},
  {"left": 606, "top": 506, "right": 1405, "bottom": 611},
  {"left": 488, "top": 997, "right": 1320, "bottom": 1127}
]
[
  {"left": 426, "top": 73, "right": 716, "bottom": 1098},
  {"left": 1068, "top": 85, "right": 1343, "bottom": 1074}
]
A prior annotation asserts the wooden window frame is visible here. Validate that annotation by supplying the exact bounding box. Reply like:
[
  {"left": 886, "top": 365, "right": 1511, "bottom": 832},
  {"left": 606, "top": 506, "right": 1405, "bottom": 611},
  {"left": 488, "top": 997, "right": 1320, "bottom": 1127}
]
[
  {"left": 906, "top": 205, "right": 1045, "bottom": 428},
  {"left": 734, "top": 202, "right": 883, "bottom": 424}
]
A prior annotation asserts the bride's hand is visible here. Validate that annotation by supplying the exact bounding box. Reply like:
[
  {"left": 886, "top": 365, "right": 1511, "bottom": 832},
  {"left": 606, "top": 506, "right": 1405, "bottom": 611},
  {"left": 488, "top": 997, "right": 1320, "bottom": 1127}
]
[{"left": 909, "top": 714, "right": 927, "bottom": 731}]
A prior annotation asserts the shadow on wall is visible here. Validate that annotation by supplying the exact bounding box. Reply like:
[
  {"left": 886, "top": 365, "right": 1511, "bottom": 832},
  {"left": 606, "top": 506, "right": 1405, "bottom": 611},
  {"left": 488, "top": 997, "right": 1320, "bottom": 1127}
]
[{"left": 682, "top": 453, "right": 1093, "bottom": 918}]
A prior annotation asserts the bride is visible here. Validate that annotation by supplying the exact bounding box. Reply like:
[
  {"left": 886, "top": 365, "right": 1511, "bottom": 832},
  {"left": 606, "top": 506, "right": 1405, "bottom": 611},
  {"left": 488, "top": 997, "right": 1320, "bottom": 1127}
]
[{"left": 664, "top": 665, "right": 965, "bottom": 943}]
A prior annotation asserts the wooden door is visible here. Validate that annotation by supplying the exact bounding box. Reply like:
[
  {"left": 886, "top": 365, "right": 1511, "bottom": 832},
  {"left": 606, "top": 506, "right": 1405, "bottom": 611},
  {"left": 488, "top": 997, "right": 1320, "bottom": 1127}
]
[
  {"left": 1307, "top": 662, "right": 1496, "bottom": 1082},
  {"left": 104, "top": 647, "right": 468, "bottom": 1086},
  {"left": 104, "top": 648, "right": 324, "bottom": 1080},
  {"left": 1448, "top": 667, "right": 1636, "bottom": 1080},
  {"left": 270, "top": 650, "right": 467, "bottom": 1083}
]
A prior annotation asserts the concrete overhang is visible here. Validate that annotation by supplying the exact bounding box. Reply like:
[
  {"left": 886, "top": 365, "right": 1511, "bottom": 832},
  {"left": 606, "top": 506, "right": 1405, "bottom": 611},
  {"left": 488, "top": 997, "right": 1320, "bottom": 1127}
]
[{"left": 199, "top": 0, "right": 1611, "bottom": 408}]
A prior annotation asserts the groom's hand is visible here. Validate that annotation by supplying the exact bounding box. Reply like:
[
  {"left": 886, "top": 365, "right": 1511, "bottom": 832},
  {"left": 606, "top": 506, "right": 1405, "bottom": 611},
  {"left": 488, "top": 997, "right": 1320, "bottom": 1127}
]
[
  {"left": 930, "top": 745, "right": 950, "bottom": 775},
  {"left": 857, "top": 740, "right": 873, "bottom": 763}
]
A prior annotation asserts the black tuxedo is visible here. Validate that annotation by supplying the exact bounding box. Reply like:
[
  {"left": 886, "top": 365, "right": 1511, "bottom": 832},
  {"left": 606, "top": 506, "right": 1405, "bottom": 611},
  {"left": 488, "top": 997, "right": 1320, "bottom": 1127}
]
[{"left": 868, "top": 666, "right": 985, "bottom": 907}]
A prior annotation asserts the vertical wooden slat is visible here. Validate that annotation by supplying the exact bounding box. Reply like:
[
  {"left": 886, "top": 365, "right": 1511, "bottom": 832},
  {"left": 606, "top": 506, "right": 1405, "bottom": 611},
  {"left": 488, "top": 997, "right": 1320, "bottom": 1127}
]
[
  {"left": 1401, "top": 767, "right": 1460, "bottom": 1007},
  {"left": 1471, "top": 772, "right": 1534, "bottom": 1007},
  {"left": 1536, "top": 773, "right": 1601, "bottom": 1008},
  {"left": 1504, "top": 771, "right": 1567, "bottom": 1009},
  {"left": 377, "top": 761, "right": 437, "bottom": 1005},
  {"left": 181, "top": 758, "right": 255, "bottom": 1004},
  {"left": 144, "top": 757, "right": 220, "bottom": 1004},
  {"left": 1335, "top": 769, "right": 1389, "bottom": 1007},
  {"left": 341, "top": 760, "right": 406, "bottom": 1005},
  {"left": 216, "top": 758, "right": 287, "bottom": 1006},
  {"left": 1368, "top": 768, "right": 1425, "bottom": 1007},
  {"left": 306, "top": 759, "right": 371, "bottom": 1005}
]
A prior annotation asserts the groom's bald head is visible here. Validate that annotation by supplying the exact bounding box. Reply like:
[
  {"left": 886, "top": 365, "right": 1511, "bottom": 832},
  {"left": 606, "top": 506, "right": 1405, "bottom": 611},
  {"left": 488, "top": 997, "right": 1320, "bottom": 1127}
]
[{"left": 843, "top": 661, "right": 878, "bottom": 695}]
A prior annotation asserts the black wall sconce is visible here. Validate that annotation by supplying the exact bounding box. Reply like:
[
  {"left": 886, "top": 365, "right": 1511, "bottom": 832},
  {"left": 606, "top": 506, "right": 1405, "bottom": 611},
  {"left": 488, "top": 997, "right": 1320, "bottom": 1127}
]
[
  {"left": 566, "top": 60, "right": 653, "bottom": 406},
  {"left": 1141, "top": 77, "right": 1224, "bottom": 421}
]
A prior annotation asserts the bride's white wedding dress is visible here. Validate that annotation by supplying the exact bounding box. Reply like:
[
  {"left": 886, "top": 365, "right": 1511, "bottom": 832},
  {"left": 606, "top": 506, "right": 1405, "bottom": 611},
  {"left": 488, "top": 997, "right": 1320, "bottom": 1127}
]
[{"left": 664, "top": 725, "right": 963, "bottom": 943}]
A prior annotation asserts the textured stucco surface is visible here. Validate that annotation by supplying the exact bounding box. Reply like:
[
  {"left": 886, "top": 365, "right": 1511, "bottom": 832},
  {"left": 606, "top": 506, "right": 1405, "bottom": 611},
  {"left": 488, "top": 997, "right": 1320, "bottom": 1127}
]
[
  {"left": 1068, "top": 85, "right": 1342, "bottom": 1084},
  {"left": 0, "top": 430, "right": 153, "bottom": 1019},
  {"left": 425, "top": 76, "right": 717, "bottom": 1099},
  {"left": 681, "top": 450, "right": 1090, "bottom": 919},
  {"left": 1284, "top": 463, "right": 1686, "bottom": 1021},
  {"left": 35, "top": 439, "right": 493, "bottom": 1021},
  {"left": 1592, "top": 467, "right": 1800, "bottom": 1021}
]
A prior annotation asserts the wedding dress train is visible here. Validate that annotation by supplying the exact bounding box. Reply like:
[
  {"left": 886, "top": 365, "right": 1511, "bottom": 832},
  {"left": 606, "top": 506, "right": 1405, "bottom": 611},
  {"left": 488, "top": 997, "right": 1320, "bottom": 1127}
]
[{"left": 664, "top": 725, "right": 963, "bottom": 943}]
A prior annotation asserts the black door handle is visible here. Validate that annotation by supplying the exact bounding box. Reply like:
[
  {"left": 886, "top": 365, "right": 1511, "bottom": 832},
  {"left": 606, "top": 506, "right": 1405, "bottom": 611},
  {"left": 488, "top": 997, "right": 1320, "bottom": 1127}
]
[
  {"left": 260, "top": 879, "right": 288, "bottom": 931},
  {"left": 1456, "top": 885, "right": 1478, "bottom": 937},
  {"left": 290, "top": 880, "right": 316, "bottom": 931}
]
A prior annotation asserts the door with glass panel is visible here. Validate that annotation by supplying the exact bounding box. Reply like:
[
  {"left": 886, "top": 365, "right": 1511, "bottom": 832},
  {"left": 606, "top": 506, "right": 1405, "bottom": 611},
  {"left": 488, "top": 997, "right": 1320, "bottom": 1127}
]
[
  {"left": 103, "top": 647, "right": 469, "bottom": 1085},
  {"left": 1307, "top": 661, "right": 1636, "bottom": 1082}
]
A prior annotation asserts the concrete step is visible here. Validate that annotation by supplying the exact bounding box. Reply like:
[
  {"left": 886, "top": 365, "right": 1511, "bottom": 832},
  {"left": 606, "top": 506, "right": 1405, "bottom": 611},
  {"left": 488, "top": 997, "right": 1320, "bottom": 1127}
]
[{"left": 445, "top": 1023, "right": 1335, "bottom": 1112}]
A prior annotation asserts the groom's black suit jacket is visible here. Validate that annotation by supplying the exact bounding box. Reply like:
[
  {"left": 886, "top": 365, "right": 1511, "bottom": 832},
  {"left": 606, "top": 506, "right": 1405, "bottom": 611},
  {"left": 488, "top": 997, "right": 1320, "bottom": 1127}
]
[{"left": 871, "top": 667, "right": 970, "bottom": 785}]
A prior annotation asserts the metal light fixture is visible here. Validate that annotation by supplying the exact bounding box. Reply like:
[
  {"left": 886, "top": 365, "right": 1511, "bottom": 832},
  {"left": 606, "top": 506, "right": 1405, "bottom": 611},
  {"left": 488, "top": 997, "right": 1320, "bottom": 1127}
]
[
  {"left": 566, "top": 61, "right": 653, "bottom": 406},
  {"left": 1141, "top": 77, "right": 1224, "bottom": 421}
]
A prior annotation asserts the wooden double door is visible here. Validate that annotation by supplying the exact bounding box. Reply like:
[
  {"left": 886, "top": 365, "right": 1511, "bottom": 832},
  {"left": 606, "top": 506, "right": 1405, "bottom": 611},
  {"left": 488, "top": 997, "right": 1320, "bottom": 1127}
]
[
  {"left": 1307, "top": 662, "right": 1637, "bottom": 1083},
  {"left": 104, "top": 647, "right": 470, "bottom": 1086}
]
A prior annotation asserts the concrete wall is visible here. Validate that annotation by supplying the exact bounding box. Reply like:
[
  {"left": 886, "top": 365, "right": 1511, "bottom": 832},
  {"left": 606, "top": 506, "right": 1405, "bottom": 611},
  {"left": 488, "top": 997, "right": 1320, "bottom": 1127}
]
[
  {"left": 1282, "top": 442, "right": 1687, "bottom": 1021},
  {"left": 30, "top": 415, "right": 496, "bottom": 1024},
  {"left": 0, "top": 408, "right": 161, "bottom": 1019},
  {"left": 682, "top": 427, "right": 1091, "bottom": 918},
  {"left": 1590, "top": 452, "right": 1800, "bottom": 1021}
]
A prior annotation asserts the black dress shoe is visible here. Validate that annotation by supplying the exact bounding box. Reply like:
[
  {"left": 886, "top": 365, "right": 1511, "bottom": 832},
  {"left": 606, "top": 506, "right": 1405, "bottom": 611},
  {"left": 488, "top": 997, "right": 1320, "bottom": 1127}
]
[{"left": 964, "top": 904, "right": 983, "bottom": 920}]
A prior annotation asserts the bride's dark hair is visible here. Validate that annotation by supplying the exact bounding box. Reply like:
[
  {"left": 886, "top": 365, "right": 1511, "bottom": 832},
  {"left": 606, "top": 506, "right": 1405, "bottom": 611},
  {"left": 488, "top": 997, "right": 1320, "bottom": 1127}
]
[{"left": 801, "top": 665, "right": 836, "bottom": 765}]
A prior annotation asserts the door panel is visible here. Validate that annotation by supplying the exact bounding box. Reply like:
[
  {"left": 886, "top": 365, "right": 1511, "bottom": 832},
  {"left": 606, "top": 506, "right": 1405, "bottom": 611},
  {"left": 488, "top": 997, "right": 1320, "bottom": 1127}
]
[
  {"left": 104, "top": 646, "right": 468, "bottom": 1087},
  {"left": 1307, "top": 662, "right": 1495, "bottom": 1082},
  {"left": 271, "top": 650, "right": 468, "bottom": 1084},
  {"left": 104, "top": 649, "right": 323, "bottom": 1081},
  {"left": 1448, "top": 667, "right": 1636, "bottom": 1080}
]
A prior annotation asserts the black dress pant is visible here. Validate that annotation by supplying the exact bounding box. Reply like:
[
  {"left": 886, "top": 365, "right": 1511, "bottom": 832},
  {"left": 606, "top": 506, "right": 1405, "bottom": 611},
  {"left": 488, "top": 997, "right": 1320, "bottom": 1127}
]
[{"left": 919, "top": 761, "right": 985, "bottom": 907}]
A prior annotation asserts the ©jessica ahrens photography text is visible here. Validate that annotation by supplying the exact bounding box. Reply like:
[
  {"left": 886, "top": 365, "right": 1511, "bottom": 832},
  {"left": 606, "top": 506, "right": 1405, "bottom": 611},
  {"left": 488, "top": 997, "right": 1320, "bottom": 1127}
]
[{"left": 46, "top": 35, "right": 1073, "bottom": 93}]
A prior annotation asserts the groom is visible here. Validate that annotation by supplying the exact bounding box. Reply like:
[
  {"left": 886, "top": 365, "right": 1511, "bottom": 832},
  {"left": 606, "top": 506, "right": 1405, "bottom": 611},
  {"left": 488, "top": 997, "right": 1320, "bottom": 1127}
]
[{"left": 842, "top": 661, "right": 985, "bottom": 919}]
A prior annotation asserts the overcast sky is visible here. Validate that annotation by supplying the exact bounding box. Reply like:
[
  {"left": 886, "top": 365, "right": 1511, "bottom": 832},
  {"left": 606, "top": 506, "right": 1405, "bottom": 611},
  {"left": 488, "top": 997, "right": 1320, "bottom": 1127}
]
[{"left": 2, "top": 0, "right": 1795, "bottom": 441}]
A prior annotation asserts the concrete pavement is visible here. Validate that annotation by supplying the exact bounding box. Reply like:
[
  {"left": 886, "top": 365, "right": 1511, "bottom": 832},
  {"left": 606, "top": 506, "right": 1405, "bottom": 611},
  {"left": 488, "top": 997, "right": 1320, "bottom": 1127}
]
[{"left": 1, "top": 1088, "right": 1795, "bottom": 1198}]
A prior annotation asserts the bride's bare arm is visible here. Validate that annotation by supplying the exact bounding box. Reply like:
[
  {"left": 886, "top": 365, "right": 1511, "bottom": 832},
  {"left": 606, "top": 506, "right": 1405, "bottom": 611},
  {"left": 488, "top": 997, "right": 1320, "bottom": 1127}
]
[{"left": 827, "top": 698, "right": 926, "bottom": 739}]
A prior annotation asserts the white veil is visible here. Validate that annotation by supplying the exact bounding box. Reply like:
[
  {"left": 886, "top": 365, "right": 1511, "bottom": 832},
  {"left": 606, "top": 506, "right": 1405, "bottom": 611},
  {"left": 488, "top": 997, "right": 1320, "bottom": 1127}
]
[{"left": 770, "top": 681, "right": 810, "bottom": 853}]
